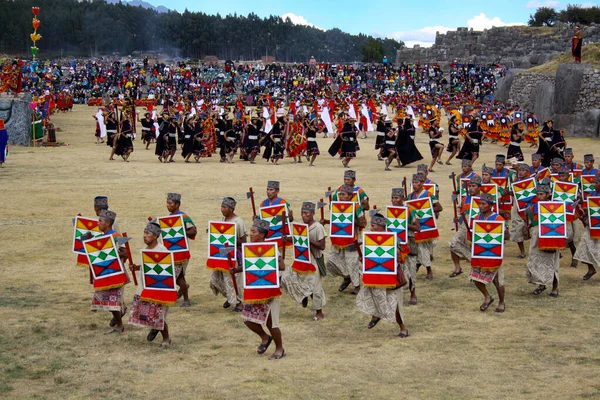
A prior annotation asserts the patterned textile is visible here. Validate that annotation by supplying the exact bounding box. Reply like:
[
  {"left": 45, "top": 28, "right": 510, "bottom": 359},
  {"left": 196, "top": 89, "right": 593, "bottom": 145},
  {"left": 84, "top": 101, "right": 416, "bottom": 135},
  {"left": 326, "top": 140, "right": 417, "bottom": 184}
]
[
  {"left": 73, "top": 216, "right": 102, "bottom": 266},
  {"left": 471, "top": 220, "right": 504, "bottom": 270},
  {"left": 587, "top": 196, "right": 600, "bottom": 239},
  {"left": 510, "top": 199, "right": 528, "bottom": 242},
  {"left": 512, "top": 178, "right": 538, "bottom": 212},
  {"left": 90, "top": 287, "right": 125, "bottom": 312},
  {"left": 469, "top": 267, "right": 500, "bottom": 285},
  {"left": 128, "top": 294, "right": 166, "bottom": 330},
  {"left": 401, "top": 255, "right": 417, "bottom": 288},
  {"left": 241, "top": 301, "right": 271, "bottom": 325},
  {"left": 406, "top": 198, "right": 439, "bottom": 242},
  {"left": 157, "top": 215, "right": 190, "bottom": 262},
  {"left": 449, "top": 223, "right": 471, "bottom": 260},
  {"left": 526, "top": 229, "right": 560, "bottom": 286},
  {"left": 260, "top": 204, "right": 291, "bottom": 248},
  {"left": 356, "top": 286, "right": 404, "bottom": 324},
  {"left": 538, "top": 202, "right": 567, "bottom": 250},
  {"left": 291, "top": 223, "right": 314, "bottom": 273},
  {"left": 206, "top": 221, "right": 237, "bottom": 272},
  {"left": 416, "top": 241, "right": 434, "bottom": 267},
  {"left": 326, "top": 247, "right": 361, "bottom": 287},
  {"left": 362, "top": 232, "right": 397, "bottom": 288},
  {"left": 330, "top": 201, "right": 356, "bottom": 248},
  {"left": 386, "top": 206, "right": 408, "bottom": 244},
  {"left": 210, "top": 271, "right": 242, "bottom": 305},
  {"left": 480, "top": 184, "right": 499, "bottom": 211},
  {"left": 140, "top": 250, "right": 177, "bottom": 305},
  {"left": 242, "top": 242, "right": 282, "bottom": 303},
  {"left": 552, "top": 182, "right": 578, "bottom": 219},
  {"left": 467, "top": 197, "right": 481, "bottom": 228},
  {"left": 280, "top": 268, "right": 313, "bottom": 303},
  {"left": 574, "top": 228, "right": 600, "bottom": 266},
  {"left": 84, "top": 234, "right": 128, "bottom": 290}
]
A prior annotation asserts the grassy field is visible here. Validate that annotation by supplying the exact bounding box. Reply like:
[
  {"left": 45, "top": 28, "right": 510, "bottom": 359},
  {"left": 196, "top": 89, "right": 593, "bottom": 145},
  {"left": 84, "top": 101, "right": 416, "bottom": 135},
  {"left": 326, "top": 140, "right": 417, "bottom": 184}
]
[
  {"left": 1, "top": 105, "right": 599, "bottom": 399},
  {"left": 527, "top": 42, "right": 600, "bottom": 74}
]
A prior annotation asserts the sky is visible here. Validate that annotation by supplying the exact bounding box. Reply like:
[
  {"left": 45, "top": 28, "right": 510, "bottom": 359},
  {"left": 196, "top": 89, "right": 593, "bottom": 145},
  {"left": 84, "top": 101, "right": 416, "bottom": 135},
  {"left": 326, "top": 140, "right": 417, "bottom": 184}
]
[{"left": 133, "top": 0, "right": 599, "bottom": 47}]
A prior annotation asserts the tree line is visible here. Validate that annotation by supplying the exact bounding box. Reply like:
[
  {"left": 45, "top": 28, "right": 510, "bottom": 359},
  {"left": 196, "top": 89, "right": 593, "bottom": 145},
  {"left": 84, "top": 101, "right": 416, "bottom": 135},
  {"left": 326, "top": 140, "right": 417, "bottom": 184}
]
[
  {"left": 528, "top": 4, "right": 600, "bottom": 27},
  {"left": 0, "top": 0, "right": 404, "bottom": 63}
]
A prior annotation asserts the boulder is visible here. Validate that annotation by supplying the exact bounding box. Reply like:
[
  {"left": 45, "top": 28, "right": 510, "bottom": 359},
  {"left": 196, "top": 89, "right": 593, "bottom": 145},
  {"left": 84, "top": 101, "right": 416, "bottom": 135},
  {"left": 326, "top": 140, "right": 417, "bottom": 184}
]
[
  {"left": 553, "top": 109, "right": 600, "bottom": 138},
  {"left": 493, "top": 69, "right": 523, "bottom": 103},
  {"left": 533, "top": 80, "right": 555, "bottom": 122},
  {"left": 553, "top": 64, "right": 586, "bottom": 114},
  {"left": 0, "top": 94, "right": 33, "bottom": 146}
]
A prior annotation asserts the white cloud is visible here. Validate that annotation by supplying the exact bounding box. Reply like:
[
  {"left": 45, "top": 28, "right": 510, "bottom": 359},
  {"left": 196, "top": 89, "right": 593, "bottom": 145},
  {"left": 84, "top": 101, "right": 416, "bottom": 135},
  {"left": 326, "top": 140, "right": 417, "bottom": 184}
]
[
  {"left": 281, "top": 13, "right": 324, "bottom": 31},
  {"left": 388, "top": 25, "right": 453, "bottom": 48},
  {"left": 526, "top": 1, "right": 561, "bottom": 9},
  {"left": 466, "top": 13, "right": 526, "bottom": 30}
]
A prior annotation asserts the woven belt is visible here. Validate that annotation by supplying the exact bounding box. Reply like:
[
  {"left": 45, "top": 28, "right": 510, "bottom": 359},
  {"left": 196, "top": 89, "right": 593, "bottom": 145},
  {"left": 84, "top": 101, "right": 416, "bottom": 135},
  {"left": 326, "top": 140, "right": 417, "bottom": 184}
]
[
  {"left": 248, "top": 135, "right": 258, "bottom": 140},
  {"left": 385, "top": 140, "right": 395, "bottom": 145},
  {"left": 308, "top": 138, "right": 317, "bottom": 142},
  {"left": 509, "top": 141, "right": 520, "bottom": 146}
]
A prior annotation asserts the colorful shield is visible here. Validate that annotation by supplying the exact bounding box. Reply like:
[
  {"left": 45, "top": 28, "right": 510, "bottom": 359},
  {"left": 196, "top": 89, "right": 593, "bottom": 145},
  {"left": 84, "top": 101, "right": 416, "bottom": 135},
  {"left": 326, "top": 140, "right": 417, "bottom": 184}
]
[
  {"left": 157, "top": 215, "right": 189, "bottom": 253},
  {"left": 84, "top": 234, "right": 128, "bottom": 290},
  {"left": 581, "top": 175, "right": 596, "bottom": 201},
  {"left": 471, "top": 220, "right": 504, "bottom": 269},
  {"left": 362, "top": 231, "right": 397, "bottom": 288},
  {"left": 140, "top": 249, "right": 177, "bottom": 305},
  {"left": 243, "top": 242, "right": 279, "bottom": 289},
  {"left": 206, "top": 221, "right": 237, "bottom": 271},
  {"left": 512, "top": 177, "right": 538, "bottom": 212},
  {"left": 386, "top": 206, "right": 408, "bottom": 244},
  {"left": 73, "top": 216, "right": 102, "bottom": 254},
  {"left": 330, "top": 201, "right": 355, "bottom": 247},
  {"left": 260, "top": 204, "right": 290, "bottom": 247},
  {"left": 538, "top": 201, "right": 567, "bottom": 250},
  {"left": 587, "top": 197, "right": 600, "bottom": 239},
  {"left": 467, "top": 197, "right": 481, "bottom": 227},
  {"left": 291, "top": 223, "right": 315, "bottom": 273},
  {"left": 552, "top": 181, "right": 578, "bottom": 216},
  {"left": 406, "top": 197, "right": 438, "bottom": 242},
  {"left": 480, "top": 183, "right": 499, "bottom": 211}
]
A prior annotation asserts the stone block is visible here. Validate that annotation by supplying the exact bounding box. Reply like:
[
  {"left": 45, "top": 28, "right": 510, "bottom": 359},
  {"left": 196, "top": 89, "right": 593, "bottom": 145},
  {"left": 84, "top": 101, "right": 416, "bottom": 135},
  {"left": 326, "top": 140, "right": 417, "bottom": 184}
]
[
  {"left": 0, "top": 94, "right": 33, "bottom": 146},
  {"left": 554, "top": 64, "right": 587, "bottom": 114},
  {"left": 534, "top": 80, "right": 555, "bottom": 122}
]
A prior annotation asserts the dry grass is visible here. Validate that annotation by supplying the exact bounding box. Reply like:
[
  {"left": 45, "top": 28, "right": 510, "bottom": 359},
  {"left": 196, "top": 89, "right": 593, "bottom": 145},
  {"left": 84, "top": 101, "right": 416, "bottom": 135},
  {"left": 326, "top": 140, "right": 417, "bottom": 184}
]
[
  {"left": 1, "top": 105, "right": 600, "bottom": 399},
  {"left": 527, "top": 42, "right": 600, "bottom": 75}
]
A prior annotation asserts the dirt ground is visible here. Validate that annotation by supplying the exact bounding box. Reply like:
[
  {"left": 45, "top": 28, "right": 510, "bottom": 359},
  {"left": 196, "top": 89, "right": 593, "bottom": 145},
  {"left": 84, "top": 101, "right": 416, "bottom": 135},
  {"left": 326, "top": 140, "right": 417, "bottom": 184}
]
[{"left": 1, "top": 105, "right": 599, "bottom": 399}]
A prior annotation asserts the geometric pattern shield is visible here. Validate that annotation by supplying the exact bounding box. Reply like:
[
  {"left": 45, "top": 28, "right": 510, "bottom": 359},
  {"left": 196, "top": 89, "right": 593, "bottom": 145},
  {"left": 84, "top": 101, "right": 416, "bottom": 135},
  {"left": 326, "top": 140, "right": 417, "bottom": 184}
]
[
  {"left": 538, "top": 201, "right": 567, "bottom": 250},
  {"left": 140, "top": 249, "right": 177, "bottom": 305},
  {"left": 406, "top": 197, "right": 438, "bottom": 242},
  {"left": 470, "top": 220, "right": 504, "bottom": 270},
  {"left": 459, "top": 178, "right": 470, "bottom": 206},
  {"left": 84, "top": 234, "right": 128, "bottom": 290},
  {"left": 512, "top": 177, "right": 538, "bottom": 212},
  {"left": 410, "top": 182, "right": 437, "bottom": 199},
  {"left": 386, "top": 206, "right": 408, "bottom": 244},
  {"left": 206, "top": 221, "right": 237, "bottom": 272},
  {"left": 480, "top": 183, "right": 499, "bottom": 211},
  {"left": 581, "top": 175, "right": 596, "bottom": 201},
  {"left": 290, "top": 223, "right": 315, "bottom": 274},
  {"left": 587, "top": 196, "right": 600, "bottom": 239},
  {"left": 362, "top": 231, "right": 397, "bottom": 288},
  {"left": 242, "top": 242, "right": 282, "bottom": 304},
  {"left": 330, "top": 201, "right": 355, "bottom": 247},
  {"left": 260, "top": 204, "right": 290, "bottom": 248},
  {"left": 552, "top": 181, "right": 578, "bottom": 216},
  {"left": 157, "top": 215, "right": 189, "bottom": 253},
  {"left": 73, "top": 216, "right": 102, "bottom": 254},
  {"left": 467, "top": 196, "right": 481, "bottom": 228},
  {"left": 535, "top": 168, "right": 551, "bottom": 181}
]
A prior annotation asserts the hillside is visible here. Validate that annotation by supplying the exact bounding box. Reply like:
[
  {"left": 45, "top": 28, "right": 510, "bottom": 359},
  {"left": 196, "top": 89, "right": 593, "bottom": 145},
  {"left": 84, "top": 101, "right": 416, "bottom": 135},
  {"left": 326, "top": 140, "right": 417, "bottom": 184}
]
[{"left": 527, "top": 42, "right": 600, "bottom": 74}]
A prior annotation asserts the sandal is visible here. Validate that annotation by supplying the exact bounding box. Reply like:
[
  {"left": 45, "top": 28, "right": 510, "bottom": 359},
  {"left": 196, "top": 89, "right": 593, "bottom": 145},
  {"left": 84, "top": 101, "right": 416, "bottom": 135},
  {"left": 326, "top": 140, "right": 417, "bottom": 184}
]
[
  {"left": 147, "top": 329, "right": 159, "bottom": 342},
  {"left": 268, "top": 349, "right": 286, "bottom": 360},
  {"left": 398, "top": 331, "right": 409, "bottom": 338},
  {"left": 257, "top": 336, "right": 272, "bottom": 355},
  {"left": 223, "top": 301, "right": 231, "bottom": 309},
  {"left": 583, "top": 270, "right": 597, "bottom": 280},
  {"left": 338, "top": 280, "right": 351, "bottom": 292},
  {"left": 409, "top": 298, "right": 417, "bottom": 305},
  {"left": 367, "top": 317, "right": 381, "bottom": 329},
  {"left": 517, "top": 254, "right": 526, "bottom": 259},
  {"left": 233, "top": 304, "right": 243, "bottom": 312},
  {"left": 109, "top": 307, "right": 127, "bottom": 327},
  {"left": 549, "top": 291, "right": 559, "bottom": 298},
  {"left": 160, "top": 339, "right": 172, "bottom": 348},
  {"left": 570, "top": 260, "right": 578, "bottom": 268},
  {"left": 480, "top": 297, "right": 494, "bottom": 312},
  {"left": 494, "top": 304, "right": 506, "bottom": 313},
  {"left": 449, "top": 270, "right": 463, "bottom": 278},
  {"left": 533, "top": 286, "right": 546, "bottom": 295},
  {"left": 350, "top": 287, "right": 360, "bottom": 295}
]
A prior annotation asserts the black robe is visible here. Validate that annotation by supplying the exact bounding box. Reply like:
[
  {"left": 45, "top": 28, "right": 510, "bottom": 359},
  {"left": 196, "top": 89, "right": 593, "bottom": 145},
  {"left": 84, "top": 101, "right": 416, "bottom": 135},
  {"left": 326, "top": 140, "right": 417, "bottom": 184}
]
[{"left": 395, "top": 120, "right": 423, "bottom": 166}]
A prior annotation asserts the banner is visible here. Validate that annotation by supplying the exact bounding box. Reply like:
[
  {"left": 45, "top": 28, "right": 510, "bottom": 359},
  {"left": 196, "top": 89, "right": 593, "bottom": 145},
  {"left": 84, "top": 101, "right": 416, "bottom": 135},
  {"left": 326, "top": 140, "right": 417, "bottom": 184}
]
[
  {"left": 206, "top": 221, "right": 236, "bottom": 272},
  {"left": 330, "top": 201, "right": 355, "bottom": 248},
  {"left": 587, "top": 197, "right": 600, "bottom": 239},
  {"left": 552, "top": 181, "right": 578, "bottom": 219},
  {"left": 471, "top": 220, "right": 504, "bottom": 270},
  {"left": 386, "top": 206, "right": 408, "bottom": 244},
  {"left": 538, "top": 201, "right": 567, "bottom": 250},
  {"left": 260, "top": 204, "right": 291, "bottom": 248},
  {"left": 84, "top": 234, "right": 128, "bottom": 290},
  {"left": 512, "top": 177, "right": 538, "bottom": 212},
  {"left": 406, "top": 197, "right": 439, "bottom": 242},
  {"left": 140, "top": 249, "right": 177, "bottom": 305},
  {"left": 242, "top": 242, "right": 282, "bottom": 303},
  {"left": 581, "top": 175, "right": 596, "bottom": 201},
  {"left": 290, "top": 223, "right": 315, "bottom": 273},
  {"left": 362, "top": 232, "right": 397, "bottom": 288},
  {"left": 73, "top": 216, "right": 102, "bottom": 266}
]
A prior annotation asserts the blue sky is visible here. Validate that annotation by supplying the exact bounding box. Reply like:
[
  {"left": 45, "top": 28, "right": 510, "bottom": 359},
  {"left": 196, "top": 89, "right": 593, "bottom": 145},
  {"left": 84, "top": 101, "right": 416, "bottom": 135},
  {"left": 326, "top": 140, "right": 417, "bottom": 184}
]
[{"left": 133, "top": 0, "right": 597, "bottom": 47}]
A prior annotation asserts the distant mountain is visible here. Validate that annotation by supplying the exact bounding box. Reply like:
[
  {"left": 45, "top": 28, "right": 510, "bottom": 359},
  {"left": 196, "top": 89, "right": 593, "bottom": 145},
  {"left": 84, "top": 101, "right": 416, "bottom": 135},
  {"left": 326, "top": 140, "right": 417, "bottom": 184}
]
[{"left": 106, "top": 0, "right": 169, "bottom": 13}]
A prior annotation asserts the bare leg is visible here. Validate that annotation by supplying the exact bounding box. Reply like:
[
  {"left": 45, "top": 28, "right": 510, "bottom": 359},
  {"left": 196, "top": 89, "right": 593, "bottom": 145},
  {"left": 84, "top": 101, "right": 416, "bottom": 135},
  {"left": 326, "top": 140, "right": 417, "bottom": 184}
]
[
  {"left": 568, "top": 241, "right": 577, "bottom": 267},
  {"left": 517, "top": 242, "right": 525, "bottom": 258},
  {"left": 160, "top": 322, "right": 170, "bottom": 343},
  {"left": 473, "top": 281, "right": 492, "bottom": 310},
  {"left": 395, "top": 310, "right": 408, "bottom": 336},
  {"left": 266, "top": 314, "right": 283, "bottom": 359},
  {"left": 492, "top": 275, "right": 505, "bottom": 312},
  {"left": 177, "top": 275, "right": 190, "bottom": 303},
  {"left": 450, "top": 251, "right": 462, "bottom": 275},
  {"left": 110, "top": 311, "right": 123, "bottom": 330}
]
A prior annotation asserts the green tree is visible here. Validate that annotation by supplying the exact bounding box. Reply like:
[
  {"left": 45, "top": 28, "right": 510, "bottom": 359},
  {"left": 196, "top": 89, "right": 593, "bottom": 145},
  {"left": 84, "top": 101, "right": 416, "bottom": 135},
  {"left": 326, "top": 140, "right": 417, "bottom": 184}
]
[
  {"left": 361, "top": 38, "right": 384, "bottom": 63},
  {"left": 528, "top": 7, "right": 558, "bottom": 26}
]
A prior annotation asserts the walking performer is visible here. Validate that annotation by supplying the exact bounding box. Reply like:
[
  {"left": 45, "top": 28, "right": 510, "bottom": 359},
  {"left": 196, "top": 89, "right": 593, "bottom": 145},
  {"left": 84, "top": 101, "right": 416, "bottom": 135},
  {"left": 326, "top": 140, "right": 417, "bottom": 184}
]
[
  {"left": 408, "top": 173, "right": 443, "bottom": 280},
  {"left": 445, "top": 115, "right": 461, "bottom": 165},
  {"left": 323, "top": 184, "right": 367, "bottom": 294},
  {"left": 356, "top": 213, "right": 409, "bottom": 337},
  {"left": 114, "top": 111, "right": 134, "bottom": 162},
  {"left": 304, "top": 117, "right": 320, "bottom": 166},
  {"left": 375, "top": 114, "right": 387, "bottom": 161},
  {"left": 260, "top": 180, "right": 294, "bottom": 221},
  {"left": 574, "top": 172, "right": 600, "bottom": 281},
  {"left": 427, "top": 120, "right": 444, "bottom": 172},
  {"left": 525, "top": 180, "right": 563, "bottom": 297},
  {"left": 582, "top": 154, "right": 598, "bottom": 176},
  {"left": 554, "top": 164, "right": 581, "bottom": 268},
  {"left": 389, "top": 188, "right": 421, "bottom": 305},
  {"left": 509, "top": 163, "right": 533, "bottom": 259},
  {"left": 237, "top": 218, "right": 286, "bottom": 360},
  {"left": 449, "top": 176, "right": 482, "bottom": 277},
  {"left": 128, "top": 221, "right": 174, "bottom": 346},
  {"left": 469, "top": 192, "right": 507, "bottom": 313},
  {"left": 86, "top": 210, "right": 129, "bottom": 333},
  {"left": 456, "top": 117, "right": 483, "bottom": 164},
  {"left": 207, "top": 197, "right": 246, "bottom": 312},
  {"left": 280, "top": 202, "right": 327, "bottom": 321},
  {"left": 330, "top": 170, "right": 371, "bottom": 213},
  {"left": 105, "top": 105, "right": 118, "bottom": 161},
  {"left": 164, "top": 192, "right": 197, "bottom": 307},
  {"left": 506, "top": 121, "right": 525, "bottom": 162},
  {"left": 395, "top": 115, "right": 423, "bottom": 167},
  {"left": 139, "top": 112, "right": 155, "bottom": 150},
  {"left": 328, "top": 116, "right": 359, "bottom": 168},
  {"left": 382, "top": 124, "right": 398, "bottom": 171}
]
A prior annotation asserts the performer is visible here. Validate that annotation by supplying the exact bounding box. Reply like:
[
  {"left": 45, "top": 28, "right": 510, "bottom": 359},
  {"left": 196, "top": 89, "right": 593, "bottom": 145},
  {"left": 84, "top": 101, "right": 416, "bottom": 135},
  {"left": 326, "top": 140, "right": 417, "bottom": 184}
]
[
  {"left": 181, "top": 115, "right": 197, "bottom": 163},
  {"left": 456, "top": 117, "right": 482, "bottom": 164},
  {"left": 582, "top": 154, "right": 598, "bottom": 175},
  {"left": 331, "top": 170, "right": 370, "bottom": 213},
  {"left": 427, "top": 121, "right": 444, "bottom": 172},
  {"left": 556, "top": 165, "right": 580, "bottom": 267},
  {"left": 210, "top": 197, "right": 246, "bottom": 312},
  {"left": 91, "top": 210, "right": 129, "bottom": 333},
  {"left": 409, "top": 173, "right": 443, "bottom": 280},
  {"left": 166, "top": 193, "right": 197, "bottom": 307},
  {"left": 105, "top": 106, "right": 118, "bottom": 161},
  {"left": 261, "top": 180, "right": 294, "bottom": 221},
  {"left": 449, "top": 176, "right": 482, "bottom": 277},
  {"left": 395, "top": 115, "right": 423, "bottom": 167},
  {"left": 246, "top": 117, "right": 261, "bottom": 164},
  {"left": 165, "top": 115, "right": 178, "bottom": 163},
  {"left": 509, "top": 164, "right": 531, "bottom": 259},
  {"left": 445, "top": 115, "right": 461, "bottom": 165},
  {"left": 324, "top": 184, "right": 367, "bottom": 294},
  {"left": 238, "top": 218, "right": 286, "bottom": 360},
  {"left": 563, "top": 148, "right": 583, "bottom": 172},
  {"left": 382, "top": 125, "right": 398, "bottom": 171},
  {"left": 572, "top": 26, "right": 583, "bottom": 64},
  {"left": 114, "top": 112, "right": 134, "bottom": 162},
  {"left": 391, "top": 188, "right": 420, "bottom": 305},
  {"left": 525, "top": 180, "right": 560, "bottom": 297},
  {"left": 375, "top": 114, "right": 387, "bottom": 160},
  {"left": 574, "top": 173, "right": 600, "bottom": 280},
  {"left": 506, "top": 121, "right": 525, "bottom": 161},
  {"left": 139, "top": 112, "right": 154, "bottom": 150},
  {"left": 356, "top": 214, "right": 409, "bottom": 337},
  {"left": 128, "top": 221, "right": 172, "bottom": 346},
  {"left": 280, "top": 202, "right": 327, "bottom": 321},
  {"left": 328, "top": 116, "right": 359, "bottom": 168},
  {"left": 155, "top": 111, "right": 169, "bottom": 162},
  {"left": 304, "top": 118, "right": 320, "bottom": 167},
  {"left": 269, "top": 117, "right": 285, "bottom": 165},
  {"left": 530, "top": 154, "right": 545, "bottom": 177},
  {"left": 469, "top": 193, "right": 507, "bottom": 313}
]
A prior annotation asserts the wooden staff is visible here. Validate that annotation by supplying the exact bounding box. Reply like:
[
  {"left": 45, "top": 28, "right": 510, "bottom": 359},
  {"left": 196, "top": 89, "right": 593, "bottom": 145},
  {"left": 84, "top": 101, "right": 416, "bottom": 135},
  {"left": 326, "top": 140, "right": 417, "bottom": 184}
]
[
  {"left": 328, "top": 186, "right": 332, "bottom": 203},
  {"left": 248, "top": 187, "right": 257, "bottom": 218},
  {"left": 281, "top": 211, "right": 287, "bottom": 260},
  {"left": 224, "top": 243, "right": 239, "bottom": 298},
  {"left": 122, "top": 232, "right": 138, "bottom": 286},
  {"left": 354, "top": 239, "right": 363, "bottom": 262},
  {"left": 320, "top": 198, "right": 325, "bottom": 221},
  {"left": 450, "top": 172, "right": 459, "bottom": 231},
  {"left": 402, "top": 177, "right": 407, "bottom": 195}
]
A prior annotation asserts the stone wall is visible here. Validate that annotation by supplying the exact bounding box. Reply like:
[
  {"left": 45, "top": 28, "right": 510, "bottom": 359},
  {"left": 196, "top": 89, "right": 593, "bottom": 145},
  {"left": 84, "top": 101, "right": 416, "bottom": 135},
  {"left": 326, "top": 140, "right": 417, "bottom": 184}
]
[
  {"left": 396, "top": 23, "right": 600, "bottom": 68},
  {"left": 0, "top": 94, "right": 33, "bottom": 146},
  {"left": 494, "top": 64, "right": 600, "bottom": 138}
]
